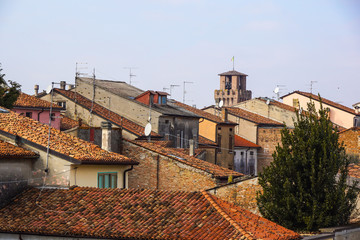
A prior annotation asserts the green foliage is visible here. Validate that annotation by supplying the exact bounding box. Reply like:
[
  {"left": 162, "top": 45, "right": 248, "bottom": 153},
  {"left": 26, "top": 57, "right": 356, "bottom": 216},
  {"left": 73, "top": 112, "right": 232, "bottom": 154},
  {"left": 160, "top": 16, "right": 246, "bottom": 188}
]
[
  {"left": 256, "top": 98, "right": 358, "bottom": 232},
  {"left": 0, "top": 64, "right": 21, "bottom": 109}
]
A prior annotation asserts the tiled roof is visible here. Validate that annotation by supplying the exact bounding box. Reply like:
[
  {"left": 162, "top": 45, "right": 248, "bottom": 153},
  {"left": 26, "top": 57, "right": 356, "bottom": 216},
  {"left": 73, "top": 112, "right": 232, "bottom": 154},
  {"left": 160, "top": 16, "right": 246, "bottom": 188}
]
[
  {"left": 0, "top": 111, "right": 137, "bottom": 165},
  {"left": 54, "top": 89, "right": 160, "bottom": 137},
  {"left": 129, "top": 139, "right": 243, "bottom": 179},
  {"left": 13, "top": 92, "right": 63, "bottom": 110},
  {"left": 60, "top": 114, "right": 89, "bottom": 131},
  {"left": 257, "top": 97, "right": 298, "bottom": 112},
  {"left": 0, "top": 140, "right": 38, "bottom": 159},
  {"left": 348, "top": 163, "right": 360, "bottom": 179},
  {"left": 281, "top": 91, "right": 357, "bottom": 115},
  {"left": 198, "top": 135, "right": 217, "bottom": 146},
  {"left": 148, "top": 140, "right": 205, "bottom": 158},
  {"left": 227, "top": 107, "right": 284, "bottom": 126},
  {"left": 234, "top": 135, "right": 260, "bottom": 148},
  {"left": 219, "top": 70, "right": 248, "bottom": 76},
  {"left": 0, "top": 187, "right": 300, "bottom": 240},
  {"left": 173, "top": 100, "right": 225, "bottom": 123}
]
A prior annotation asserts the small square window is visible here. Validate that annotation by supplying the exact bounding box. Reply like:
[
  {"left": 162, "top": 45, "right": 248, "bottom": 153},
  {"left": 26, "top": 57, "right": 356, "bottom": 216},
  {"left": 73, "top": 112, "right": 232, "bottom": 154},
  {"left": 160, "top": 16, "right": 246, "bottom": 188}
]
[{"left": 25, "top": 112, "right": 32, "bottom": 118}]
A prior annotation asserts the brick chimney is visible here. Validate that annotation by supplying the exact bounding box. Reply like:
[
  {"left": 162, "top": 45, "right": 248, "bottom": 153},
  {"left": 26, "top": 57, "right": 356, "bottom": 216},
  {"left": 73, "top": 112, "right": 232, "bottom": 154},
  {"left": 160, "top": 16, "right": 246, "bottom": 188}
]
[
  {"left": 101, "top": 121, "right": 112, "bottom": 152},
  {"left": 60, "top": 81, "right": 66, "bottom": 90},
  {"left": 34, "top": 85, "right": 39, "bottom": 96},
  {"left": 221, "top": 108, "right": 228, "bottom": 122}
]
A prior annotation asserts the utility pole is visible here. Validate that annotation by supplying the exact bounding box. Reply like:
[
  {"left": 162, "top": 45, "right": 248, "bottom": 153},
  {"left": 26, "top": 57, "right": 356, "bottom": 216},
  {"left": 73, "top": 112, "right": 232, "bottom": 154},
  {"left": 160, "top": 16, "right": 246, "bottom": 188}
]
[{"left": 183, "top": 81, "right": 193, "bottom": 103}]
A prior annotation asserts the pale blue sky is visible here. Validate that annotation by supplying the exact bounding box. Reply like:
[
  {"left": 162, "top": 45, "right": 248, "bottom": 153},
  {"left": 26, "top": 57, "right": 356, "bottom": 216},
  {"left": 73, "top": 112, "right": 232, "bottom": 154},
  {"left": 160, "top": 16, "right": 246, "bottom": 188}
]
[{"left": 1, "top": 0, "right": 359, "bottom": 108}]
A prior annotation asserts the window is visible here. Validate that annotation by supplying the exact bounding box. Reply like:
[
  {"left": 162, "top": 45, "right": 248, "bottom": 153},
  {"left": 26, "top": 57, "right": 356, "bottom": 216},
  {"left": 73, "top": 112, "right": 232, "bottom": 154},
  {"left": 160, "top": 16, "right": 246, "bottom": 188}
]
[
  {"left": 98, "top": 172, "right": 117, "bottom": 189},
  {"left": 57, "top": 101, "right": 66, "bottom": 109},
  {"left": 25, "top": 112, "right": 32, "bottom": 118},
  {"left": 51, "top": 113, "right": 55, "bottom": 121},
  {"left": 161, "top": 96, "right": 167, "bottom": 104},
  {"left": 229, "top": 135, "right": 233, "bottom": 152},
  {"left": 293, "top": 98, "right": 299, "bottom": 108},
  {"left": 217, "top": 134, "right": 222, "bottom": 153}
]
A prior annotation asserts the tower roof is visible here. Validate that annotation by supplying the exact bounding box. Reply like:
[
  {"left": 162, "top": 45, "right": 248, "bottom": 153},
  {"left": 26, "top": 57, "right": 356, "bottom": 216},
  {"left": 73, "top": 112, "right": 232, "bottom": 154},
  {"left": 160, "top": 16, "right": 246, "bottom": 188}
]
[{"left": 219, "top": 70, "right": 248, "bottom": 76}]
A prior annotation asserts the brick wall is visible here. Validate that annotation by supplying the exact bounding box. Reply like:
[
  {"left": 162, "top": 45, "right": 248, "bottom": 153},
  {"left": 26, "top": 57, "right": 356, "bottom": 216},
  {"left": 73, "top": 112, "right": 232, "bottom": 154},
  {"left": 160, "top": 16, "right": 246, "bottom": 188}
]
[
  {"left": 339, "top": 128, "right": 360, "bottom": 157},
  {"left": 123, "top": 141, "right": 218, "bottom": 191},
  {"left": 207, "top": 177, "right": 262, "bottom": 215},
  {"left": 256, "top": 127, "right": 283, "bottom": 173}
]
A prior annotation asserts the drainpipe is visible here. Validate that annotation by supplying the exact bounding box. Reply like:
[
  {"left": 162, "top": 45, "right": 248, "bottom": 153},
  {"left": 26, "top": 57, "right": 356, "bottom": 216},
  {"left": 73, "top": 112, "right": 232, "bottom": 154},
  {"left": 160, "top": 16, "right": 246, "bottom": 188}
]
[
  {"left": 123, "top": 165, "right": 134, "bottom": 189},
  {"left": 245, "top": 148, "right": 250, "bottom": 175},
  {"left": 37, "top": 108, "right": 44, "bottom": 121}
]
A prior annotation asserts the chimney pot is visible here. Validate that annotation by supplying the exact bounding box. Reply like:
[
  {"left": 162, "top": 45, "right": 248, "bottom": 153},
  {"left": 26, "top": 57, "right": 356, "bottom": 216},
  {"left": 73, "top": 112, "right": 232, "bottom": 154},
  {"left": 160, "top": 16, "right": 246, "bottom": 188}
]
[
  {"left": 189, "top": 139, "right": 194, "bottom": 156},
  {"left": 34, "top": 85, "right": 39, "bottom": 96},
  {"left": 60, "top": 81, "right": 66, "bottom": 90},
  {"left": 101, "top": 121, "right": 112, "bottom": 151}
]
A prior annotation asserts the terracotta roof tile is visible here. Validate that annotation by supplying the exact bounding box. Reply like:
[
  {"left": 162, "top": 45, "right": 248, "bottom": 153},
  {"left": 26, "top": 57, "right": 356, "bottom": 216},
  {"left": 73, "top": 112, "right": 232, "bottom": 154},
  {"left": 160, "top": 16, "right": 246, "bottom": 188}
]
[
  {"left": 0, "top": 140, "right": 38, "bottom": 159},
  {"left": 13, "top": 92, "right": 63, "bottom": 109},
  {"left": 234, "top": 135, "right": 260, "bottom": 148},
  {"left": 257, "top": 97, "right": 298, "bottom": 112},
  {"left": 218, "top": 70, "right": 248, "bottom": 76},
  {"left": 0, "top": 111, "right": 137, "bottom": 165},
  {"left": 281, "top": 91, "right": 357, "bottom": 115},
  {"left": 198, "top": 135, "right": 217, "bottom": 146},
  {"left": 227, "top": 107, "right": 284, "bottom": 126},
  {"left": 0, "top": 187, "right": 300, "bottom": 239},
  {"left": 60, "top": 115, "right": 88, "bottom": 131},
  {"left": 172, "top": 100, "right": 234, "bottom": 124},
  {"left": 348, "top": 163, "right": 360, "bottom": 179},
  {"left": 130, "top": 139, "right": 243, "bottom": 178},
  {"left": 54, "top": 89, "right": 160, "bottom": 137}
]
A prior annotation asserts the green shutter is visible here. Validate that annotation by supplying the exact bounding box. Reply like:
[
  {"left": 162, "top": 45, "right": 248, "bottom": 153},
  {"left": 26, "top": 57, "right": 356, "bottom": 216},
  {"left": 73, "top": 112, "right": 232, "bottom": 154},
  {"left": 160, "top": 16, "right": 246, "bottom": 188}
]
[
  {"left": 104, "top": 174, "right": 110, "bottom": 188},
  {"left": 98, "top": 175, "right": 103, "bottom": 188}
]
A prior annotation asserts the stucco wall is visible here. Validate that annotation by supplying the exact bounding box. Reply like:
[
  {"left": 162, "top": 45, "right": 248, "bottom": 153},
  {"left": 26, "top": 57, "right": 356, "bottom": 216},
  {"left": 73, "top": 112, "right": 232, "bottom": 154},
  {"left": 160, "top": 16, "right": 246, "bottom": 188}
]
[
  {"left": 283, "top": 93, "right": 355, "bottom": 128},
  {"left": 234, "top": 99, "right": 297, "bottom": 128},
  {"left": 199, "top": 119, "right": 217, "bottom": 142},
  {"left": 227, "top": 113, "right": 257, "bottom": 143},
  {"left": 12, "top": 109, "right": 62, "bottom": 130},
  {"left": 69, "top": 164, "right": 130, "bottom": 188},
  {"left": 216, "top": 124, "right": 235, "bottom": 169},
  {"left": 123, "top": 141, "right": 218, "bottom": 191}
]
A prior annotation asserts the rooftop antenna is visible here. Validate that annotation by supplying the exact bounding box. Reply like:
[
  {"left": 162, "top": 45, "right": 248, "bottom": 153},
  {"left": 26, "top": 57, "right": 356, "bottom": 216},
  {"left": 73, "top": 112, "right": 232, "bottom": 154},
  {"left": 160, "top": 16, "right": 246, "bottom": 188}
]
[
  {"left": 231, "top": 56, "right": 235, "bottom": 71},
  {"left": 310, "top": 81, "right": 317, "bottom": 94},
  {"left": 123, "top": 67, "right": 137, "bottom": 85},
  {"left": 183, "top": 81, "right": 193, "bottom": 103},
  {"left": 170, "top": 84, "right": 180, "bottom": 97},
  {"left": 273, "top": 85, "right": 286, "bottom": 100},
  {"left": 163, "top": 87, "right": 170, "bottom": 93},
  {"left": 75, "top": 62, "right": 88, "bottom": 120}
]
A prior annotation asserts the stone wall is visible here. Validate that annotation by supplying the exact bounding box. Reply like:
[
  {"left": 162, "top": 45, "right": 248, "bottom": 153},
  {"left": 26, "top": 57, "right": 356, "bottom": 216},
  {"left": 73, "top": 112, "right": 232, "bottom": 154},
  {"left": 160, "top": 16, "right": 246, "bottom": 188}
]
[
  {"left": 256, "top": 127, "right": 283, "bottom": 173},
  {"left": 123, "top": 141, "right": 218, "bottom": 192},
  {"left": 207, "top": 177, "right": 261, "bottom": 215},
  {"left": 339, "top": 128, "right": 360, "bottom": 157}
]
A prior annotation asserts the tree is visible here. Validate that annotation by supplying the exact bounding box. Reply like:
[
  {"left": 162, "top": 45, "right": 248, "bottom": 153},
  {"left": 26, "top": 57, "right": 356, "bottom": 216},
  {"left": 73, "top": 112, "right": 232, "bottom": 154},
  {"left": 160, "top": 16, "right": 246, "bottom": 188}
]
[
  {"left": 0, "top": 64, "right": 21, "bottom": 109},
  {"left": 256, "top": 99, "right": 358, "bottom": 232}
]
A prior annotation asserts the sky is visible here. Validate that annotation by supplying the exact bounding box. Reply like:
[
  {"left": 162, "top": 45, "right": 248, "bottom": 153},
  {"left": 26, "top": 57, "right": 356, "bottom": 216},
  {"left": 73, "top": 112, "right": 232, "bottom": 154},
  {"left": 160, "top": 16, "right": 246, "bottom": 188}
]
[{"left": 0, "top": 0, "right": 359, "bottom": 109}]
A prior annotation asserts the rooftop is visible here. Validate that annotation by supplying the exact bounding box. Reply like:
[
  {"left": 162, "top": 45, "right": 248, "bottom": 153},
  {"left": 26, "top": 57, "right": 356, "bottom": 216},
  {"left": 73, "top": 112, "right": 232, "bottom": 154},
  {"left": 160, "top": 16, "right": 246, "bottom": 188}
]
[
  {"left": 0, "top": 187, "right": 300, "bottom": 240},
  {"left": 234, "top": 135, "right": 261, "bottom": 148},
  {"left": 281, "top": 91, "right": 357, "bottom": 115},
  {"left": 13, "top": 92, "right": 63, "bottom": 110},
  {"left": 219, "top": 70, "right": 248, "bottom": 76},
  {"left": 198, "top": 135, "right": 217, "bottom": 146},
  {"left": 0, "top": 110, "right": 137, "bottom": 165},
  {"left": 129, "top": 139, "right": 243, "bottom": 179},
  {"left": 226, "top": 107, "right": 284, "bottom": 126},
  {"left": 60, "top": 114, "right": 89, "bottom": 131},
  {"left": 54, "top": 89, "right": 160, "bottom": 137},
  {"left": 0, "top": 140, "right": 39, "bottom": 159}
]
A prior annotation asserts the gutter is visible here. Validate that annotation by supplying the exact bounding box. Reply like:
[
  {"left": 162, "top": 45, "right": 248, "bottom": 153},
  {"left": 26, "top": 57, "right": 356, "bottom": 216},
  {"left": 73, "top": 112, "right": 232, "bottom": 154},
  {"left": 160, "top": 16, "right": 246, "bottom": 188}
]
[{"left": 123, "top": 165, "right": 134, "bottom": 189}]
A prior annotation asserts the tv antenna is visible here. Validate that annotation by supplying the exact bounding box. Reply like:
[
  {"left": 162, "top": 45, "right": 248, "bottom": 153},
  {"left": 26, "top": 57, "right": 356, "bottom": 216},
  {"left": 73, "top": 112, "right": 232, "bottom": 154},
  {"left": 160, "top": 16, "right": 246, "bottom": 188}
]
[
  {"left": 273, "top": 85, "right": 286, "bottom": 100},
  {"left": 183, "top": 81, "right": 193, "bottom": 103},
  {"left": 124, "top": 67, "right": 137, "bottom": 85},
  {"left": 75, "top": 62, "right": 88, "bottom": 78},
  {"left": 170, "top": 84, "right": 180, "bottom": 97},
  {"left": 310, "top": 81, "right": 317, "bottom": 94},
  {"left": 163, "top": 87, "right": 170, "bottom": 93}
]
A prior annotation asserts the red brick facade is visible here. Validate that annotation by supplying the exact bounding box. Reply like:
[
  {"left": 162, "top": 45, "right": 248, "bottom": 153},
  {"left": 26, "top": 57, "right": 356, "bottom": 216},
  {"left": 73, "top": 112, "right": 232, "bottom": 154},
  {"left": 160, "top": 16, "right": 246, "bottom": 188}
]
[
  {"left": 256, "top": 127, "right": 283, "bottom": 173},
  {"left": 123, "top": 141, "right": 218, "bottom": 191}
]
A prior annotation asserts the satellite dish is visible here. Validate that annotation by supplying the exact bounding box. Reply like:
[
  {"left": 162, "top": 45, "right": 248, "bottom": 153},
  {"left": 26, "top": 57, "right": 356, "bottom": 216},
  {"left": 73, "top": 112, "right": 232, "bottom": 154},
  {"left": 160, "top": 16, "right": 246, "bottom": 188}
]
[
  {"left": 266, "top": 99, "right": 270, "bottom": 105},
  {"left": 218, "top": 100, "right": 224, "bottom": 108},
  {"left": 46, "top": 85, "right": 53, "bottom": 94},
  {"left": 144, "top": 123, "right": 152, "bottom": 136},
  {"left": 273, "top": 87, "right": 280, "bottom": 94}
]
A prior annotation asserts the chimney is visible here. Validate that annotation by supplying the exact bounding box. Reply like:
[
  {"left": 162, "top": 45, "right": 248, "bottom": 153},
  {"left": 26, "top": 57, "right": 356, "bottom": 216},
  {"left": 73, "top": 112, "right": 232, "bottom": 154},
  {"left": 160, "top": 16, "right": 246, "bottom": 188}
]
[
  {"left": 34, "top": 85, "right": 39, "bottom": 96},
  {"left": 189, "top": 139, "right": 194, "bottom": 156},
  {"left": 221, "top": 108, "right": 228, "bottom": 122},
  {"left": 60, "top": 81, "right": 66, "bottom": 90},
  {"left": 67, "top": 84, "right": 74, "bottom": 90},
  {"left": 101, "top": 121, "right": 112, "bottom": 151}
]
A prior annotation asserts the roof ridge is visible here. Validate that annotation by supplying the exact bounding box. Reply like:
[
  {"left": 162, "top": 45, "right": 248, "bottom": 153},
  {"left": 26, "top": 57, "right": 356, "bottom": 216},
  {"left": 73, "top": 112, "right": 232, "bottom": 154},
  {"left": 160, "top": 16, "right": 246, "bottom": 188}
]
[
  {"left": 200, "top": 190, "right": 255, "bottom": 240},
  {"left": 232, "top": 105, "right": 283, "bottom": 124}
]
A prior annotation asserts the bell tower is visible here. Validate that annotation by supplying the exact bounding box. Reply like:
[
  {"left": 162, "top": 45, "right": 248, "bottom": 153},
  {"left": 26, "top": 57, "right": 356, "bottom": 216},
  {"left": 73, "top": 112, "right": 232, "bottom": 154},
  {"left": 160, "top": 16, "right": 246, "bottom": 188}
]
[{"left": 214, "top": 70, "right": 252, "bottom": 107}]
